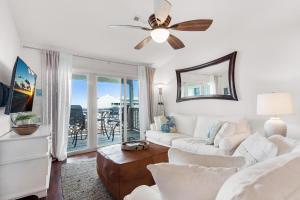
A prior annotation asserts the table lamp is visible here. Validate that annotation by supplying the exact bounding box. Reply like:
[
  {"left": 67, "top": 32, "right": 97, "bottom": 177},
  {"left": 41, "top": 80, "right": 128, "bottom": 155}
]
[{"left": 257, "top": 92, "right": 293, "bottom": 137}]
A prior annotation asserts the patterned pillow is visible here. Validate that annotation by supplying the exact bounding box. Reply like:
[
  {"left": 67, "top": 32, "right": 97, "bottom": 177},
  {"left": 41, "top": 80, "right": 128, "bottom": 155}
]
[
  {"left": 233, "top": 132, "right": 278, "bottom": 166},
  {"left": 206, "top": 121, "right": 223, "bottom": 145},
  {"left": 160, "top": 116, "right": 177, "bottom": 133}
]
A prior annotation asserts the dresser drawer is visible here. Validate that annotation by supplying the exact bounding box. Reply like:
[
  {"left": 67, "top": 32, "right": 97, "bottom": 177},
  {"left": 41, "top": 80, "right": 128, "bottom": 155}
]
[
  {"left": 0, "top": 137, "right": 49, "bottom": 165},
  {"left": 0, "top": 156, "right": 49, "bottom": 200}
]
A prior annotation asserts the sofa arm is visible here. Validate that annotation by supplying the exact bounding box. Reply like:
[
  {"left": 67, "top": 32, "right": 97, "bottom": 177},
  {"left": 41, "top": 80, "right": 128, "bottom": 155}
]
[
  {"left": 150, "top": 123, "right": 157, "bottom": 131},
  {"left": 168, "top": 148, "right": 246, "bottom": 169}
]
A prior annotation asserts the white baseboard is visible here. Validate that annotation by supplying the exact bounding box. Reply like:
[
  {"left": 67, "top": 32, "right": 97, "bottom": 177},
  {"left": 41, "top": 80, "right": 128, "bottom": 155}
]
[{"left": 67, "top": 147, "right": 97, "bottom": 157}]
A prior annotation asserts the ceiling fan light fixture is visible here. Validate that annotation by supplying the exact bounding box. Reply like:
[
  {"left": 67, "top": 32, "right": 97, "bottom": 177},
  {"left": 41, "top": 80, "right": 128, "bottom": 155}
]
[{"left": 151, "top": 28, "right": 170, "bottom": 43}]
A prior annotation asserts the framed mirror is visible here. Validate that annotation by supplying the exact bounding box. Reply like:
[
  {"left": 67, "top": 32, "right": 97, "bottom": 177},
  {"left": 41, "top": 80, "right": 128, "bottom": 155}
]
[{"left": 176, "top": 52, "right": 238, "bottom": 102}]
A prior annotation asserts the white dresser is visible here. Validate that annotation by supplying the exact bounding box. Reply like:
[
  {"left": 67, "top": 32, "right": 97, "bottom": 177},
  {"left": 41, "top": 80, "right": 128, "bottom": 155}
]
[{"left": 0, "top": 126, "right": 51, "bottom": 200}]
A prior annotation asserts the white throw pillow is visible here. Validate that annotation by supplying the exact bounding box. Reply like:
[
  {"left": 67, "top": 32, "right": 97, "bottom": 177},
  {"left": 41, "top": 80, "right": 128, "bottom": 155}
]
[
  {"left": 233, "top": 132, "right": 278, "bottom": 166},
  {"left": 168, "top": 148, "right": 245, "bottom": 169},
  {"left": 124, "top": 185, "right": 161, "bottom": 200},
  {"left": 218, "top": 133, "right": 250, "bottom": 155},
  {"left": 218, "top": 117, "right": 251, "bottom": 135},
  {"left": 147, "top": 163, "right": 237, "bottom": 200},
  {"left": 214, "top": 122, "right": 236, "bottom": 147},
  {"left": 153, "top": 116, "right": 162, "bottom": 131},
  {"left": 171, "top": 114, "right": 196, "bottom": 135},
  {"left": 216, "top": 152, "right": 300, "bottom": 200},
  {"left": 150, "top": 123, "right": 157, "bottom": 131}
]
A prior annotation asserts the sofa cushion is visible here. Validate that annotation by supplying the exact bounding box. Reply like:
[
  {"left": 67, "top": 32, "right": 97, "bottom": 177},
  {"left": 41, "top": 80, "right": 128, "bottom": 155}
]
[
  {"left": 171, "top": 113, "right": 197, "bottom": 136},
  {"left": 168, "top": 148, "right": 245, "bottom": 169},
  {"left": 172, "top": 138, "right": 228, "bottom": 155},
  {"left": 193, "top": 116, "right": 251, "bottom": 138},
  {"left": 148, "top": 163, "right": 237, "bottom": 200},
  {"left": 216, "top": 152, "right": 300, "bottom": 200},
  {"left": 193, "top": 116, "right": 221, "bottom": 139},
  {"left": 233, "top": 133, "right": 278, "bottom": 166},
  {"left": 124, "top": 185, "right": 161, "bottom": 200},
  {"left": 146, "top": 130, "right": 190, "bottom": 146}
]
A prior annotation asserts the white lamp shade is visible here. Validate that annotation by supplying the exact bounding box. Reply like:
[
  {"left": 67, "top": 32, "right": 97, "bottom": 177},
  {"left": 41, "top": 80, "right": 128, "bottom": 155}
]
[{"left": 257, "top": 92, "right": 293, "bottom": 115}]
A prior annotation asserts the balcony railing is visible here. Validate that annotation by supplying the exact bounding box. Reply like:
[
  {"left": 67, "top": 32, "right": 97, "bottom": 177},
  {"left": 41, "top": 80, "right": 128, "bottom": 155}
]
[
  {"left": 67, "top": 105, "right": 140, "bottom": 152},
  {"left": 128, "top": 107, "right": 139, "bottom": 131}
]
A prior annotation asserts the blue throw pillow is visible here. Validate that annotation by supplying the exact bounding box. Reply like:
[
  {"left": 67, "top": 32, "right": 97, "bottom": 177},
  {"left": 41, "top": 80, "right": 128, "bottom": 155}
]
[
  {"left": 160, "top": 116, "right": 177, "bottom": 133},
  {"left": 206, "top": 121, "right": 223, "bottom": 145}
]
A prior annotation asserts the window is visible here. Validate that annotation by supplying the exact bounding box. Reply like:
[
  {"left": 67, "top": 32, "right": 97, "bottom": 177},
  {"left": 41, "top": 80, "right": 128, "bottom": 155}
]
[{"left": 194, "top": 87, "right": 200, "bottom": 96}]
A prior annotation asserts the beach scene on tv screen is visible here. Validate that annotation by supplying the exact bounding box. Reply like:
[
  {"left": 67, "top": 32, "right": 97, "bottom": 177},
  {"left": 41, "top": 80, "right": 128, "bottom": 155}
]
[{"left": 11, "top": 59, "right": 37, "bottom": 113}]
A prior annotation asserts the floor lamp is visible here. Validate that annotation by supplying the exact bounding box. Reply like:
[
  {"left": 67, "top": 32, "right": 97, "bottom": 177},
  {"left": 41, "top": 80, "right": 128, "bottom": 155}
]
[{"left": 155, "top": 83, "right": 166, "bottom": 116}]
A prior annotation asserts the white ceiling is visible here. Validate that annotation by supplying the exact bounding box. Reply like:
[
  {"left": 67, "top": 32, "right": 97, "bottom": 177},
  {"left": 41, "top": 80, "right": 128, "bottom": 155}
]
[{"left": 8, "top": 0, "right": 300, "bottom": 66}]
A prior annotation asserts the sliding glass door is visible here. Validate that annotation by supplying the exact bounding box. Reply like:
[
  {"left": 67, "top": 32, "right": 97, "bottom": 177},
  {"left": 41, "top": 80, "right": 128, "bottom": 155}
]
[
  {"left": 96, "top": 76, "right": 140, "bottom": 147},
  {"left": 125, "top": 79, "right": 140, "bottom": 141},
  {"left": 67, "top": 73, "right": 140, "bottom": 153},
  {"left": 96, "top": 76, "right": 122, "bottom": 147}
]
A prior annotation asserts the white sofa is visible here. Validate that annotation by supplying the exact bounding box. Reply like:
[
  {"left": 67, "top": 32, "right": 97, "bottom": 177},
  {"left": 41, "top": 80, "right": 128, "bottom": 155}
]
[
  {"left": 146, "top": 113, "right": 252, "bottom": 155},
  {"left": 125, "top": 135, "right": 300, "bottom": 200}
]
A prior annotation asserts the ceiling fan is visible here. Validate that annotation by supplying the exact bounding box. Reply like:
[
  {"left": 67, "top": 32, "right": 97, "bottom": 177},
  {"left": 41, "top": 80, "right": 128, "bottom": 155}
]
[{"left": 109, "top": 0, "right": 213, "bottom": 50}]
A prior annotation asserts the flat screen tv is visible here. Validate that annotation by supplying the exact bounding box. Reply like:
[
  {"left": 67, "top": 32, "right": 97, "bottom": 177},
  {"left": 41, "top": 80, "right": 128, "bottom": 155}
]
[{"left": 5, "top": 57, "right": 37, "bottom": 114}]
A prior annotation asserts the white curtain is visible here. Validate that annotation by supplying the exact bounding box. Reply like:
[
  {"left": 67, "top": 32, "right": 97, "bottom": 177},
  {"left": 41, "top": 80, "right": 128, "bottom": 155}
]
[
  {"left": 56, "top": 53, "right": 72, "bottom": 161},
  {"left": 41, "top": 50, "right": 59, "bottom": 159},
  {"left": 138, "top": 66, "right": 155, "bottom": 139},
  {"left": 41, "top": 51, "right": 72, "bottom": 161}
]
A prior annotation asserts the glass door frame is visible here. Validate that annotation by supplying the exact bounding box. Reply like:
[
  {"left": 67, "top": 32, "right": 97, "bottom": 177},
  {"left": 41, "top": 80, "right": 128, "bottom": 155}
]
[
  {"left": 68, "top": 72, "right": 96, "bottom": 156},
  {"left": 68, "top": 72, "right": 139, "bottom": 156}
]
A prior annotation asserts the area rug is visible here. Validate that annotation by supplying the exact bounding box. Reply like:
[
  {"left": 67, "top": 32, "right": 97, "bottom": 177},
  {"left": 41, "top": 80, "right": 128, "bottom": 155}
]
[{"left": 61, "top": 158, "right": 113, "bottom": 200}]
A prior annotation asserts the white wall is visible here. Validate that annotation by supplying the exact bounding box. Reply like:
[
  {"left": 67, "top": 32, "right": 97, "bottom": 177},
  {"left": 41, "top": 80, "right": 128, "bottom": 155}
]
[
  {"left": 154, "top": 15, "right": 300, "bottom": 139},
  {"left": 0, "top": 0, "right": 20, "bottom": 135}
]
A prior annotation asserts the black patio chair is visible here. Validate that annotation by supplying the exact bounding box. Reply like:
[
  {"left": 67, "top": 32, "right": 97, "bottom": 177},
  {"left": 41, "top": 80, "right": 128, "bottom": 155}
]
[
  {"left": 97, "top": 109, "right": 110, "bottom": 139},
  {"left": 106, "top": 107, "right": 120, "bottom": 141},
  {"left": 69, "top": 105, "right": 87, "bottom": 147}
]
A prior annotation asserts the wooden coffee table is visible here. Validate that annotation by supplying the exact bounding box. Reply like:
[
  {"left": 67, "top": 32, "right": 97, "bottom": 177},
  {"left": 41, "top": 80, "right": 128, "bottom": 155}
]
[{"left": 96, "top": 143, "right": 169, "bottom": 200}]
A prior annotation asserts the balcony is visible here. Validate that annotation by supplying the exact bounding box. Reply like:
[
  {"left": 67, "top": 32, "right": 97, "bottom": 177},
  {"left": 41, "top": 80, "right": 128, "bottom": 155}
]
[{"left": 67, "top": 106, "right": 140, "bottom": 152}]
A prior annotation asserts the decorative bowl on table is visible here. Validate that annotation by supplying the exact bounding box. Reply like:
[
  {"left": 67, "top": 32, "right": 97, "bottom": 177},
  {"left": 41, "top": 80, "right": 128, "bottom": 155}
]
[
  {"left": 121, "top": 140, "right": 149, "bottom": 151},
  {"left": 11, "top": 124, "right": 40, "bottom": 136}
]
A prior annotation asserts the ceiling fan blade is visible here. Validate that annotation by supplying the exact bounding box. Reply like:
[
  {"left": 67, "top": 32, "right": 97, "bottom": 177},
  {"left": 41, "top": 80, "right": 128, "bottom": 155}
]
[
  {"left": 109, "top": 25, "right": 151, "bottom": 31},
  {"left": 153, "top": 0, "right": 172, "bottom": 25},
  {"left": 167, "top": 34, "right": 185, "bottom": 50},
  {"left": 169, "top": 19, "right": 213, "bottom": 31},
  {"left": 134, "top": 36, "right": 152, "bottom": 50}
]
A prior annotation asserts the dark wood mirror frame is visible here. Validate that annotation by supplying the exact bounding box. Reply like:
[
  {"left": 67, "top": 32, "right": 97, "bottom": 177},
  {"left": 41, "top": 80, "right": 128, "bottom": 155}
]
[{"left": 176, "top": 51, "right": 238, "bottom": 102}]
